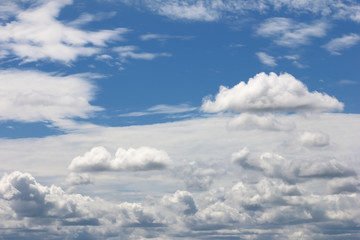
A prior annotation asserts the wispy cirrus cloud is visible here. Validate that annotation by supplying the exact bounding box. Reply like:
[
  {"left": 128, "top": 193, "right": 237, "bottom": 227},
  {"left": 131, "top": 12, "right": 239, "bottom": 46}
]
[
  {"left": 114, "top": 45, "right": 171, "bottom": 61},
  {"left": 323, "top": 33, "right": 360, "bottom": 55},
  {"left": 140, "top": 33, "right": 194, "bottom": 41},
  {"left": 256, "top": 52, "right": 277, "bottom": 67},
  {"left": 256, "top": 17, "right": 329, "bottom": 47},
  {"left": 120, "top": 0, "right": 360, "bottom": 23},
  {"left": 118, "top": 104, "right": 197, "bottom": 117}
]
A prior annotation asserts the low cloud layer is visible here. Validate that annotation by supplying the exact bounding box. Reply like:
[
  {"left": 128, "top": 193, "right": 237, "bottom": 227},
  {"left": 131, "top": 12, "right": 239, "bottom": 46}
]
[
  {"left": 228, "top": 113, "right": 295, "bottom": 131},
  {"left": 202, "top": 72, "right": 343, "bottom": 113},
  {"left": 68, "top": 146, "right": 172, "bottom": 172}
]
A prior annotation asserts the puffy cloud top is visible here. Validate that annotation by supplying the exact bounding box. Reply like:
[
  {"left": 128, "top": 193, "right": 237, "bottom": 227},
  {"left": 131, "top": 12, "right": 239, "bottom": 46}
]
[
  {"left": 202, "top": 72, "right": 343, "bottom": 113},
  {"left": 68, "top": 146, "right": 172, "bottom": 172}
]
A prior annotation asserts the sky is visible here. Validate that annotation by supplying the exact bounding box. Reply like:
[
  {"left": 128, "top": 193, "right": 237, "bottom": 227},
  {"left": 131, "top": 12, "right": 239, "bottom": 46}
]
[{"left": 0, "top": 0, "right": 359, "bottom": 239}]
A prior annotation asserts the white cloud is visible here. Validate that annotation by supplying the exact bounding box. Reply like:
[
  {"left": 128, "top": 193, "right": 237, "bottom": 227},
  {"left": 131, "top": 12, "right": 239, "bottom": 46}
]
[
  {"left": 256, "top": 52, "right": 277, "bottom": 67},
  {"left": 114, "top": 45, "right": 171, "bottom": 61},
  {"left": 0, "top": 112, "right": 360, "bottom": 239},
  {"left": 231, "top": 147, "right": 250, "bottom": 164},
  {"left": 66, "top": 173, "right": 93, "bottom": 185},
  {"left": 68, "top": 146, "right": 172, "bottom": 172},
  {"left": 0, "top": 0, "right": 127, "bottom": 63},
  {"left": 299, "top": 131, "right": 330, "bottom": 147},
  {"left": 140, "top": 33, "right": 194, "bottom": 41},
  {"left": 323, "top": 33, "right": 360, "bottom": 55},
  {"left": 119, "top": 104, "right": 197, "bottom": 117},
  {"left": 123, "top": 0, "right": 360, "bottom": 23},
  {"left": 228, "top": 113, "right": 295, "bottom": 131},
  {"left": 234, "top": 151, "right": 356, "bottom": 183},
  {"left": 202, "top": 72, "right": 343, "bottom": 113},
  {"left": 0, "top": 69, "right": 102, "bottom": 127},
  {"left": 256, "top": 17, "right": 328, "bottom": 47},
  {"left": 157, "top": 1, "right": 220, "bottom": 21}
]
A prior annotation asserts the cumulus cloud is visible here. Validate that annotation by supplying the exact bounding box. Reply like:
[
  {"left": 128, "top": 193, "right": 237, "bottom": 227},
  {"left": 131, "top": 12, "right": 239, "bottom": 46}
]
[
  {"left": 256, "top": 17, "right": 328, "bottom": 47},
  {"left": 256, "top": 52, "right": 277, "bottom": 67},
  {"left": 0, "top": 0, "right": 127, "bottom": 63},
  {"left": 0, "top": 171, "right": 162, "bottom": 238},
  {"left": 323, "top": 33, "right": 360, "bottom": 55},
  {"left": 202, "top": 72, "right": 343, "bottom": 113},
  {"left": 233, "top": 151, "right": 356, "bottom": 183},
  {"left": 0, "top": 69, "right": 102, "bottom": 127},
  {"left": 228, "top": 113, "right": 295, "bottom": 131},
  {"left": 68, "top": 146, "right": 172, "bottom": 172},
  {"left": 299, "top": 131, "right": 330, "bottom": 147}
]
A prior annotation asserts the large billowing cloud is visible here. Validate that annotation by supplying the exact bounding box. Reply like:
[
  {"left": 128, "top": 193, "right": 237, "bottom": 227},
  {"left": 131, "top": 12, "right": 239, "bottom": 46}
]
[
  {"left": 68, "top": 146, "right": 172, "bottom": 172},
  {"left": 0, "top": 69, "right": 102, "bottom": 128},
  {"left": 202, "top": 72, "right": 343, "bottom": 113},
  {"left": 0, "top": 0, "right": 127, "bottom": 63}
]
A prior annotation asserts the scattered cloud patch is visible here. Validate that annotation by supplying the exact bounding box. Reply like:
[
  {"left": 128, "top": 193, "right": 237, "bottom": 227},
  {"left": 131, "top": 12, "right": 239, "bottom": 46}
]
[
  {"left": 140, "top": 33, "right": 194, "bottom": 41},
  {"left": 114, "top": 45, "right": 171, "bottom": 61},
  {"left": 0, "top": 1, "right": 127, "bottom": 63},
  {"left": 119, "top": 104, "right": 197, "bottom": 117},
  {"left": 324, "top": 33, "right": 360, "bottom": 55},
  {"left": 256, "top": 17, "right": 328, "bottom": 47},
  {"left": 68, "top": 146, "right": 172, "bottom": 172},
  {"left": 256, "top": 52, "right": 277, "bottom": 67},
  {"left": 202, "top": 72, "right": 343, "bottom": 113},
  {"left": 337, "top": 79, "right": 358, "bottom": 85},
  {"left": 123, "top": 0, "right": 360, "bottom": 23},
  {"left": 0, "top": 69, "right": 102, "bottom": 128}
]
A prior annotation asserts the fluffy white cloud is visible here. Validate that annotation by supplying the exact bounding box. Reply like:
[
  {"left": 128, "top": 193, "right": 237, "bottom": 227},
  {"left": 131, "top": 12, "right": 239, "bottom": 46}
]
[
  {"left": 323, "top": 33, "right": 360, "bottom": 55},
  {"left": 68, "top": 146, "right": 172, "bottom": 172},
  {"left": 228, "top": 113, "right": 295, "bottom": 131},
  {"left": 299, "top": 131, "right": 330, "bottom": 147},
  {"left": 202, "top": 72, "right": 343, "bottom": 113},
  {"left": 256, "top": 17, "right": 328, "bottom": 47},
  {"left": 0, "top": 0, "right": 127, "bottom": 63},
  {"left": 256, "top": 51, "right": 277, "bottom": 67},
  {"left": 0, "top": 69, "right": 102, "bottom": 127}
]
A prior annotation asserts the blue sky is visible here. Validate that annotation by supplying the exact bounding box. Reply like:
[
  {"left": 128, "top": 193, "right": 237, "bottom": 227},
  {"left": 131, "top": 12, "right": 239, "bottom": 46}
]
[{"left": 0, "top": 0, "right": 360, "bottom": 239}]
